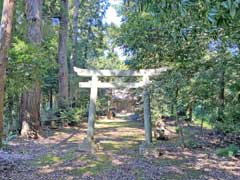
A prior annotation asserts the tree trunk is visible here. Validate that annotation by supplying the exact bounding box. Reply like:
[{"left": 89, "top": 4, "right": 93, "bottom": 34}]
[
  {"left": 170, "top": 103, "right": 174, "bottom": 116},
  {"left": 7, "top": 96, "right": 13, "bottom": 133},
  {"left": 175, "top": 88, "right": 185, "bottom": 147},
  {"left": 20, "top": 0, "right": 42, "bottom": 138},
  {"left": 69, "top": 0, "right": 80, "bottom": 104},
  {"left": 70, "top": 0, "right": 79, "bottom": 73},
  {"left": 218, "top": 69, "right": 225, "bottom": 122},
  {"left": 58, "top": 0, "right": 69, "bottom": 108},
  {"left": 188, "top": 100, "right": 193, "bottom": 122},
  {"left": 0, "top": 0, "right": 15, "bottom": 146},
  {"left": 49, "top": 88, "right": 53, "bottom": 109},
  {"left": 20, "top": 82, "right": 41, "bottom": 138}
]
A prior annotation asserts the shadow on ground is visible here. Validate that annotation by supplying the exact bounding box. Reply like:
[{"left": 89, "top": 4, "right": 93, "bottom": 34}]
[{"left": 1, "top": 115, "right": 239, "bottom": 180}]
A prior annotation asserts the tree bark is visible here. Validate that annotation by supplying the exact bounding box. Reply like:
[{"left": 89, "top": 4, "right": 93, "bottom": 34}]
[
  {"left": 20, "top": 83, "right": 41, "bottom": 138},
  {"left": 70, "top": 0, "right": 80, "bottom": 73},
  {"left": 69, "top": 0, "right": 80, "bottom": 104},
  {"left": 20, "top": 0, "right": 42, "bottom": 138},
  {"left": 170, "top": 103, "right": 174, "bottom": 116},
  {"left": 7, "top": 96, "right": 14, "bottom": 133},
  {"left": 218, "top": 69, "right": 225, "bottom": 122},
  {"left": 188, "top": 100, "right": 193, "bottom": 122},
  {"left": 58, "top": 0, "right": 69, "bottom": 108},
  {"left": 0, "top": 0, "right": 15, "bottom": 146},
  {"left": 49, "top": 88, "right": 53, "bottom": 109}
]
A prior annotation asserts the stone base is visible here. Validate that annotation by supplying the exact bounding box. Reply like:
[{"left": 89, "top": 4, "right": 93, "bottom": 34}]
[
  {"left": 139, "top": 142, "right": 163, "bottom": 158},
  {"left": 78, "top": 137, "right": 102, "bottom": 153}
]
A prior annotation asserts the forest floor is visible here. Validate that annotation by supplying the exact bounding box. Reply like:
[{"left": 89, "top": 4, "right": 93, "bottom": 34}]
[{"left": 0, "top": 114, "right": 240, "bottom": 180}]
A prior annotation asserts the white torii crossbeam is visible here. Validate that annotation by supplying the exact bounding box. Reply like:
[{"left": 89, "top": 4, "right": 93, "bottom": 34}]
[
  {"left": 74, "top": 67, "right": 168, "bottom": 152},
  {"left": 74, "top": 67, "right": 167, "bottom": 77}
]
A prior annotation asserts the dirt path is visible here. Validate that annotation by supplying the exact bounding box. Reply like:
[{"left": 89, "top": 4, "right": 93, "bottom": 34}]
[{"left": 1, "top": 115, "right": 239, "bottom": 180}]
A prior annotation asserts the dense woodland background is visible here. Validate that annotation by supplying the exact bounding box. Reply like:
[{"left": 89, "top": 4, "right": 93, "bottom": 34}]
[{"left": 0, "top": 0, "right": 240, "bottom": 148}]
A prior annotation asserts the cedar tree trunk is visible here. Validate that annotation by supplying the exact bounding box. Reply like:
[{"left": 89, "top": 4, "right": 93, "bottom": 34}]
[
  {"left": 20, "top": 0, "right": 42, "bottom": 138},
  {"left": 0, "top": 0, "right": 15, "bottom": 146},
  {"left": 58, "top": 0, "right": 69, "bottom": 108}
]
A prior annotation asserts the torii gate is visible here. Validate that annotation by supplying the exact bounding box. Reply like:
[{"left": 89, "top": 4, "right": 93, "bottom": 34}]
[{"left": 74, "top": 67, "right": 167, "bottom": 152}]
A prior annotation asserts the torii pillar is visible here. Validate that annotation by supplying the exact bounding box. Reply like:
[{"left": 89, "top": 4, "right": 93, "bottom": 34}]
[
  {"left": 74, "top": 67, "right": 168, "bottom": 152},
  {"left": 87, "top": 75, "right": 98, "bottom": 140},
  {"left": 143, "top": 75, "right": 152, "bottom": 144}
]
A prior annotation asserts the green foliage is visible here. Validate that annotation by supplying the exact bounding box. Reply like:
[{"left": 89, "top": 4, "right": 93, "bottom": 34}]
[
  {"left": 72, "top": 0, "right": 110, "bottom": 68},
  {"left": 60, "top": 107, "right": 84, "bottom": 124},
  {"left": 88, "top": 56, "right": 127, "bottom": 70},
  {"left": 175, "top": 127, "right": 180, "bottom": 134},
  {"left": 185, "top": 139, "right": 201, "bottom": 149},
  {"left": 118, "top": 0, "right": 240, "bottom": 137},
  {"left": 216, "top": 144, "right": 240, "bottom": 157},
  {"left": 3, "top": 132, "right": 17, "bottom": 145},
  {"left": 0, "top": 0, "right": 2, "bottom": 19},
  {"left": 33, "top": 153, "right": 62, "bottom": 166},
  {"left": 215, "top": 120, "right": 240, "bottom": 134},
  {"left": 7, "top": 37, "right": 56, "bottom": 94}
]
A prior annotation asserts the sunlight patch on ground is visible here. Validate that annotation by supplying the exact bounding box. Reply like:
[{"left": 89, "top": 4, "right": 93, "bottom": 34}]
[
  {"left": 193, "top": 118, "right": 213, "bottom": 129},
  {"left": 101, "top": 140, "right": 137, "bottom": 151},
  {"left": 33, "top": 153, "right": 62, "bottom": 166},
  {"left": 68, "top": 136, "right": 80, "bottom": 142},
  {"left": 69, "top": 153, "right": 113, "bottom": 176}
]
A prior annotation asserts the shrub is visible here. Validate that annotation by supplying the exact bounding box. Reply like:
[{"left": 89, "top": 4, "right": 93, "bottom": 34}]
[{"left": 215, "top": 144, "right": 240, "bottom": 157}]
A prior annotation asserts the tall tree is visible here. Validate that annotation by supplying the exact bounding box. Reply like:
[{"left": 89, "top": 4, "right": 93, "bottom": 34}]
[
  {"left": 0, "top": 0, "right": 15, "bottom": 146},
  {"left": 70, "top": 0, "right": 80, "bottom": 73},
  {"left": 20, "top": 0, "right": 42, "bottom": 138},
  {"left": 58, "top": 0, "right": 69, "bottom": 108},
  {"left": 69, "top": 0, "right": 80, "bottom": 104}
]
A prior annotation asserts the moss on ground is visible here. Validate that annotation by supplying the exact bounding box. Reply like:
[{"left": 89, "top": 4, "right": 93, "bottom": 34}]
[
  {"left": 32, "top": 149, "right": 77, "bottom": 167},
  {"left": 68, "top": 153, "right": 113, "bottom": 176},
  {"left": 101, "top": 139, "right": 138, "bottom": 151},
  {"left": 193, "top": 118, "right": 213, "bottom": 129},
  {"left": 68, "top": 136, "right": 79, "bottom": 142},
  {"left": 134, "top": 169, "right": 145, "bottom": 180},
  {"left": 33, "top": 153, "right": 62, "bottom": 166},
  {"left": 96, "top": 119, "right": 141, "bottom": 128},
  {"left": 159, "top": 168, "right": 202, "bottom": 180}
]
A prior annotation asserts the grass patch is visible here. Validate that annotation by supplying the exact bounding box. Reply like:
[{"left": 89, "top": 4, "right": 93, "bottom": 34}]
[
  {"left": 33, "top": 153, "right": 62, "bottom": 166},
  {"left": 159, "top": 169, "right": 202, "bottom": 180},
  {"left": 68, "top": 153, "right": 113, "bottom": 176},
  {"left": 63, "top": 150, "right": 76, "bottom": 161},
  {"left": 216, "top": 144, "right": 240, "bottom": 157},
  {"left": 160, "top": 173, "right": 183, "bottom": 180},
  {"left": 96, "top": 120, "right": 141, "bottom": 128},
  {"left": 134, "top": 169, "right": 145, "bottom": 180},
  {"left": 32, "top": 150, "right": 77, "bottom": 167},
  {"left": 193, "top": 118, "right": 213, "bottom": 129},
  {"left": 68, "top": 136, "right": 79, "bottom": 142},
  {"left": 101, "top": 140, "right": 136, "bottom": 151}
]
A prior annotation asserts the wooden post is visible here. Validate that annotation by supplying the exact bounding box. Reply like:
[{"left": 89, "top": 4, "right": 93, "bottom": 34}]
[
  {"left": 143, "top": 75, "right": 152, "bottom": 144},
  {"left": 87, "top": 75, "right": 98, "bottom": 140}
]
